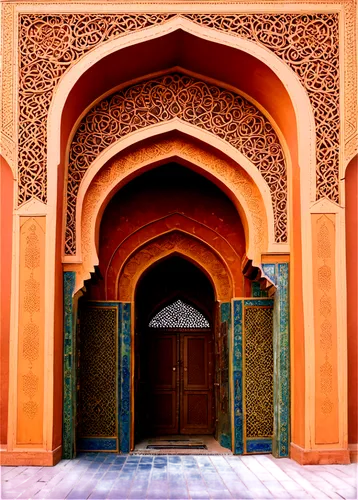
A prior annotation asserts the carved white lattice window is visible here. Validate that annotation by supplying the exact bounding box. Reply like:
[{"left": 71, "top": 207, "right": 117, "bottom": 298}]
[{"left": 149, "top": 299, "right": 210, "bottom": 329}]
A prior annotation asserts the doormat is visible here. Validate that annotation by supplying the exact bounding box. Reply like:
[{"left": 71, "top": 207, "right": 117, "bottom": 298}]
[{"left": 147, "top": 444, "right": 207, "bottom": 450}]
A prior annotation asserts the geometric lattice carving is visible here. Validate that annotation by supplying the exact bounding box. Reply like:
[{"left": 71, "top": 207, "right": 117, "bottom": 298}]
[
  {"left": 18, "top": 13, "right": 175, "bottom": 206},
  {"left": 187, "top": 14, "right": 340, "bottom": 203},
  {"left": 244, "top": 307, "right": 274, "bottom": 438},
  {"left": 78, "top": 306, "right": 117, "bottom": 437},
  {"left": 66, "top": 73, "right": 287, "bottom": 252},
  {"left": 149, "top": 299, "right": 210, "bottom": 329},
  {"left": 18, "top": 13, "right": 339, "bottom": 213}
]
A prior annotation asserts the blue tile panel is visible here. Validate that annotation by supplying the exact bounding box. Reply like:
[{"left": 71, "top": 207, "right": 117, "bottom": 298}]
[
  {"left": 63, "top": 271, "right": 76, "bottom": 459},
  {"left": 243, "top": 299, "right": 274, "bottom": 307},
  {"left": 246, "top": 438, "right": 273, "bottom": 453},
  {"left": 119, "top": 302, "right": 131, "bottom": 453},
  {"left": 276, "top": 263, "right": 290, "bottom": 457},
  {"left": 232, "top": 300, "right": 243, "bottom": 454},
  {"left": 262, "top": 263, "right": 277, "bottom": 285},
  {"left": 251, "top": 281, "right": 268, "bottom": 297},
  {"left": 218, "top": 302, "right": 232, "bottom": 451},
  {"left": 219, "top": 434, "right": 232, "bottom": 450},
  {"left": 220, "top": 302, "right": 231, "bottom": 324},
  {"left": 77, "top": 438, "right": 118, "bottom": 451}
]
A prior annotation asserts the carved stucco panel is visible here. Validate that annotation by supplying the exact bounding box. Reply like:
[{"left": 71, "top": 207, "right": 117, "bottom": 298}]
[
  {"left": 343, "top": 0, "right": 358, "bottom": 164},
  {"left": 67, "top": 73, "right": 286, "bottom": 251},
  {"left": 17, "top": 217, "right": 45, "bottom": 445},
  {"left": 16, "top": 12, "right": 346, "bottom": 211},
  {"left": 75, "top": 137, "right": 267, "bottom": 289},
  {"left": 312, "top": 213, "right": 339, "bottom": 445},
  {"left": 1, "top": 3, "right": 16, "bottom": 168},
  {"left": 118, "top": 231, "right": 233, "bottom": 301}
]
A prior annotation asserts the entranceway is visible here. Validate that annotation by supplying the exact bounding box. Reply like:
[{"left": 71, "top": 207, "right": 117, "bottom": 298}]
[
  {"left": 134, "top": 258, "right": 217, "bottom": 445},
  {"left": 65, "top": 162, "right": 280, "bottom": 457}
]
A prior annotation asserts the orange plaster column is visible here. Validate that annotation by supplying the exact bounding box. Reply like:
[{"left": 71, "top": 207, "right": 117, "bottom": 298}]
[
  {"left": 312, "top": 215, "right": 340, "bottom": 445},
  {"left": 2, "top": 216, "right": 61, "bottom": 466},
  {"left": 291, "top": 207, "right": 349, "bottom": 464},
  {"left": 17, "top": 218, "right": 45, "bottom": 446}
]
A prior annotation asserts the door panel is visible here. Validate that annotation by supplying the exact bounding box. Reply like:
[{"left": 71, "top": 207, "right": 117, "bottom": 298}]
[
  {"left": 185, "top": 337, "right": 208, "bottom": 389},
  {"left": 149, "top": 334, "right": 178, "bottom": 434},
  {"left": 181, "top": 334, "right": 213, "bottom": 434}
]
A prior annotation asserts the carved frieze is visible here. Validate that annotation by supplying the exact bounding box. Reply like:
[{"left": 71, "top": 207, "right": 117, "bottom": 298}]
[{"left": 16, "top": 12, "right": 344, "bottom": 210}]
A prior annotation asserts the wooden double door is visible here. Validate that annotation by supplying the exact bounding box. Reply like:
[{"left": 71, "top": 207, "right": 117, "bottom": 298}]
[{"left": 148, "top": 330, "right": 214, "bottom": 435}]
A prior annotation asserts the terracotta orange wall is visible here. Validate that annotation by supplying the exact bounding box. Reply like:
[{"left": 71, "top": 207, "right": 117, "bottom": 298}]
[
  {"left": 346, "top": 155, "right": 358, "bottom": 445},
  {"left": 0, "top": 156, "right": 13, "bottom": 445}
]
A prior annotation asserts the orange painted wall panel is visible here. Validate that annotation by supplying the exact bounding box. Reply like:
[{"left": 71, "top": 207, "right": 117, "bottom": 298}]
[
  {"left": 17, "top": 217, "right": 45, "bottom": 446},
  {"left": 312, "top": 214, "right": 339, "bottom": 445},
  {"left": 0, "top": 157, "right": 13, "bottom": 445}
]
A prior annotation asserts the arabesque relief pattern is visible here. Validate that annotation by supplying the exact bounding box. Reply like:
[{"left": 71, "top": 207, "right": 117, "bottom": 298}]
[
  {"left": 313, "top": 214, "right": 339, "bottom": 444},
  {"left": 187, "top": 14, "right": 340, "bottom": 201},
  {"left": 17, "top": 217, "right": 45, "bottom": 445},
  {"left": 79, "top": 137, "right": 266, "bottom": 285},
  {"left": 22, "top": 222, "right": 41, "bottom": 421},
  {"left": 118, "top": 232, "right": 232, "bottom": 302},
  {"left": 1, "top": 4, "right": 15, "bottom": 165},
  {"left": 67, "top": 73, "right": 286, "bottom": 251},
  {"left": 17, "top": 13, "right": 340, "bottom": 209},
  {"left": 18, "top": 13, "right": 175, "bottom": 205}
]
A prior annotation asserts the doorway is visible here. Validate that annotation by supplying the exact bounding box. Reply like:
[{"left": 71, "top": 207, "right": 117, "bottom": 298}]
[
  {"left": 146, "top": 306, "right": 214, "bottom": 435},
  {"left": 134, "top": 257, "right": 217, "bottom": 445}
]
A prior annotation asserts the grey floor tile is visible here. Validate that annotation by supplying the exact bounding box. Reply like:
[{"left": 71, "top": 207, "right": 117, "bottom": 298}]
[{"left": 108, "top": 488, "right": 130, "bottom": 500}]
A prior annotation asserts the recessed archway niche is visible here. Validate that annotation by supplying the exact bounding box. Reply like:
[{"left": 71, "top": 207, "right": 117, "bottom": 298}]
[
  {"left": 118, "top": 230, "right": 234, "bottom": 302},
  {"left": 67, "top": 132, "right": 276, "bottom": 292}
]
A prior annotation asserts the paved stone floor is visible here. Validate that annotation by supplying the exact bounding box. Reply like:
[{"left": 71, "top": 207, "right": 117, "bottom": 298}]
[{"left": 1, "top": 453, "right": 357, "bottom": 500}]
